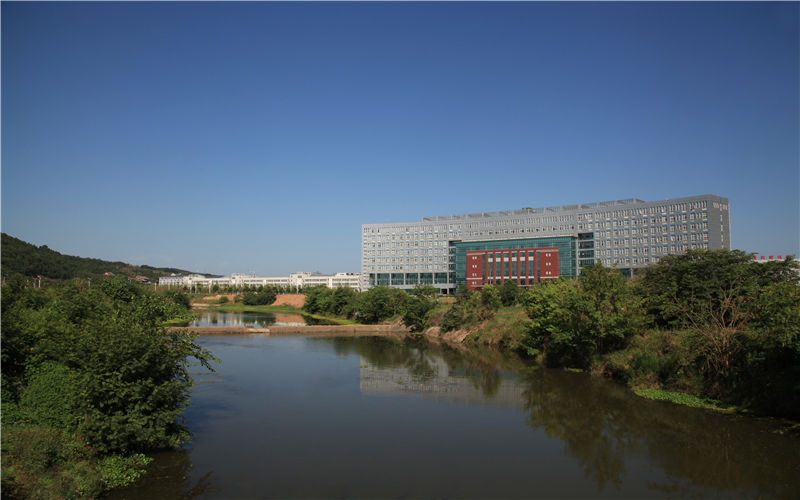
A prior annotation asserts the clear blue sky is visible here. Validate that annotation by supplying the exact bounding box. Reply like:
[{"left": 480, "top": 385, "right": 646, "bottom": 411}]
[{"left": 2, "top": 2, "right": 798, "bottom": 276}]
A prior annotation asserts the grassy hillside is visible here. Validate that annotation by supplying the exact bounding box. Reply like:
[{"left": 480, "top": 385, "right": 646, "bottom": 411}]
[{"left": 1, "top": 233, "right": 207, "bottom": 281}]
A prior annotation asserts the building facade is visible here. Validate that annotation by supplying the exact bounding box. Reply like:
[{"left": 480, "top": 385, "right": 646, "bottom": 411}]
[
  {"left": 361, "top": 194, "right": 730, "bottom": 293},
  {"left": 158, "top": 272, "right": 361, "bottom": 290}
]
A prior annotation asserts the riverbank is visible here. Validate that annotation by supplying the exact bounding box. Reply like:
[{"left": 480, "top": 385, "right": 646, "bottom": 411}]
[
  {"left": 416, "top": 305, "right": 772, "bottom": 418},
  {"left": 169, "top": 324, "right": 408, "bottom": 337}
]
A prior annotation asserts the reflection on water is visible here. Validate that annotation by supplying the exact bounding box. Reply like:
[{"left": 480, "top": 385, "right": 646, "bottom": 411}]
[
  {"left": 329, "top": 337, "right": 524, "bottom": 409},
  {"left": 187, "top": 310, "right": 334, "bottom": 327},
  {"left": 522, "top": 368, "right": 800, "bottom": 497},
  {"left": 112, "top": 336, "right": 800, "bottom": 499},
  {"left": 111, "top": 450, "right": 216, "bottom": 499}
]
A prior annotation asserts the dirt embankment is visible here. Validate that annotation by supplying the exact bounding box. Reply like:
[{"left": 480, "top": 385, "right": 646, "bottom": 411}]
[
  {"left": 419, "top": 307, "right": 530, "bottom": 346},
  {"left": 421, "top": 326, "right": 475, "bottom": 344},
  {"left": 196, "top": 294, "right": 238, "bottom": 303},
  {"left": 274, "top": 294, "right": 305, "bottom": 308}
]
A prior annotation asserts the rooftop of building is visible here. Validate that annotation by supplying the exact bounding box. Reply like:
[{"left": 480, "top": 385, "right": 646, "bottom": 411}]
[
  {"left": 422, "top": 198, "right": 647, "bottom": 221},
  {"left": 363, "top": 194, "right": 726, "bottom": 227}
]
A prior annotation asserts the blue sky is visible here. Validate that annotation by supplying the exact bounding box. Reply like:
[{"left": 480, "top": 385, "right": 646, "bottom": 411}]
[{"left": 2, "top": 2, "right": 798, "bottom": 276}]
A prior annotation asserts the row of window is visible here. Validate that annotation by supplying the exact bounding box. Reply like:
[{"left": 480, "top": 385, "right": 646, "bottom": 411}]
[{"left": 368, "top": 273, "right": 450, "bottom": 285}]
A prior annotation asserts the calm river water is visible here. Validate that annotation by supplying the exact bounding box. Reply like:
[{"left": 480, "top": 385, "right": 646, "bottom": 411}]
[
  {"left": 112, "top": 334, "right": 800, "bottom": 499},
  {"left": 187, "top": 310, "right": 334, "bottom": 327}
]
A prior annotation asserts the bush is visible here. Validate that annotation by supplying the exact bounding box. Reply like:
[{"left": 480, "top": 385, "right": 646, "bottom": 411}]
[
  {"left": 1, "top": 426, "right": 104, "bottom": 500},
  {"left": 98, "top": 453, "right": 153, "bottom": 489},
  {"left": 401, "top": 286, "right": 438, "bottom": 332},
  {"left": 499, "top": 280, "right": 521, "bottom": 306},
  {"left": 1, "top": 277, "right": 217, "bottom": 497},
  {"left": 441, "top": 303, "right": 466, "bottom": 333},
  {"left": 242, "top": 289, "right": 277, "bottom": 306},
  {"left": 164, "top": 290, "right": 190, "bottom": 310},
  {"left": 639, "top": 250, "right": 800, "bottom": 414},
  {"left": 480, "top": 285, "right": 502, "bottom": 312},
  {"left": 353, "top": 286, "right": 407, "bottom": 324},
  {"left": 522, "top": 265, "right": 647, "bottom": 369},
  {"left": 597, "top": 329, "right": 697, "bottom": 392},
  {"left": 18, "top": 361, "right": 83, "bottom": 431}
]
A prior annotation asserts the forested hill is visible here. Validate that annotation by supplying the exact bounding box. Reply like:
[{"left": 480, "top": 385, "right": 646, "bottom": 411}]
[{"left": 1, "top": 233, "right": 205, "bottom": 281}]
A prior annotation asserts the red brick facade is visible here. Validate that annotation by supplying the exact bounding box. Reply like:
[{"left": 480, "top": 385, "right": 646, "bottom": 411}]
[{"left": 465, "top": 247, "right": 559, "bottom": 290}]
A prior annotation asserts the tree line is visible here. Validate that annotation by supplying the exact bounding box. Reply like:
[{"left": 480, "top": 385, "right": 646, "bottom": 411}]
[
  {"left": 302, "top": 284, "right": 439, "bottom": 329},
  {"left": 483, "top": 250, "right": 798, "bottom": 418},
  {"left": 1, "top": 233, "right": 200, "bottom": 282}
]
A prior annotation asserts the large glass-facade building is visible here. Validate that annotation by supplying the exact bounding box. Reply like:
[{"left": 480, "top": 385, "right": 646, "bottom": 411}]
[{"left": 361, "top": 194, "right": 730, "bottom": 293}]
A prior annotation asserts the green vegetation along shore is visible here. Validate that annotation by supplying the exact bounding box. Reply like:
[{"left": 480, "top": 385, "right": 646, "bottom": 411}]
[
  {"left": 275, "top": 249, "right": 799, "bottom": 420},
  {"left": 1, "top": 276, "right": 215, "bottom": 498},
  {"left": 428, "top": 250, "right": 799, "bottom": 420}
]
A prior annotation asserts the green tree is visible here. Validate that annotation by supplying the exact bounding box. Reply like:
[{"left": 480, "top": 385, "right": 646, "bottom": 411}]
[
  {"left": 480, "top": 285, "right": 502, "bottom": 312},
  {"left": 354, "top": 286, "right": 407, "bottom": 324},
  {"left": 639, "top": 249, "right": 796, "bottom": 328},
  {"left": 499, "top": 279, "right": 521, "bottom": 306},
  {"left": 303, "top": 287, "right": 332, "bottom": 314},
  {"left": 522, "top": 265, "right": 646, "bottom": 369},
  {"left": 1, "top": 277, "right": 217, "bottom": 497},
  {"left": 164, "top": 290, "right": 191, "bottom": 310},
  {"left": 330, "top": 287, "right": 358, "bottom": 317},
  {"left": 454, "top": 285, "right": 472, "bottom": 304},
  {"left": 640, "top": 250, "right": 800, "bottom": 406},
  {"left": 411, "top": 285, "right": 438, "bottom": 299},
  {"left": 242, "top": 288, "right": 277, "bottom": 306},
  {"left": 441, "top": 303, "right": 466, "bottom": 332},
  {"left": 402, "top": 285, "right": 438, "bottom": 332}
]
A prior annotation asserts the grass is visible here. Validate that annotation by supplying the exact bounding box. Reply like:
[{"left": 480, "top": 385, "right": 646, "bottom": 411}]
[
  {"left": 207, "top": 303, "right": 358, "bottom": 325},
  {"left": 467, "top": 305, "right": 529, "bottom": 348},
  {"left": 633, "top": 389, "right": 738, "bottom": 413},
  {"left": 161, "top": 314, "right": 197, "bottom": 327}
]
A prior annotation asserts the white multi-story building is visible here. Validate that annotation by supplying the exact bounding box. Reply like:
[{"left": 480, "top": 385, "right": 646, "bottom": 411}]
[
  {"left": 158, "top": 272, "right": 361, "bottom": 290},
  {"left": 361, "top": 194, "right": 730, "bottom": 292}
]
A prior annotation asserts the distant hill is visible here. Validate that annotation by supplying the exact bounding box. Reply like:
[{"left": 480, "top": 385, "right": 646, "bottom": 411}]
[{"left": 1, "top": 233, "right": 211, "bottom": 282}]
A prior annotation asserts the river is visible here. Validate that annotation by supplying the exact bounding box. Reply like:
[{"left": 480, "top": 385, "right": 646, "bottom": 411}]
[
  {"left": 186, "top": 310, "right": 336, "bottom": 327},
  {"left": 111, "top": 332, "right": 800, "bottom": 499}
]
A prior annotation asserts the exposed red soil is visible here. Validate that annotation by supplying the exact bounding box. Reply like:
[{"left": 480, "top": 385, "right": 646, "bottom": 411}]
[{"left": 274, "top": 294, "right": 305, "bottom": 308}]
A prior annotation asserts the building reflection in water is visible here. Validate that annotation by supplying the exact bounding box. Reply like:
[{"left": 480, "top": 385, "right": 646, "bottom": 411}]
[{"left": 359, "top": 354, "right": 528, "bottom": 411}]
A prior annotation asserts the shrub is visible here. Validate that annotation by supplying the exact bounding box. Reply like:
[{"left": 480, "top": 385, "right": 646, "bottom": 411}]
[
  {"left": 18, "top": 361, "right": 83, "bottom": 431},
  {"left": 596, "top": 329, "right": 697, "bottom": 393},
  {"left": 522, "top": 266, "right": 647, "bottom": 369},
  {"left": 402, "top": 297, "right": 433, "bottom": 331},
  {"left": 242, "top": 289, "right": 277, "bottom": 306},
  {"left": 441, "top": 303, "right": 466, "bottom": 332},
  {"left": 1, "top": 426, "right": 104, "bottom": 500},
  {"left": 1, "top": 277, "right": 217, "bottom": 495},
  {"left": 353, "top": 286, "right": 407, "bottom": 324},
  {"left": 164, "top": 290, "right": 190, "bottom": 310},
  {"left": 98, "top": 453, "right": 153, "bottom": 489},
  {"left": 499, "top": 280, "right": 521, "bottom": 306},
  {"left": 480, "top": 285, "right": 502, "bottom": 312}
]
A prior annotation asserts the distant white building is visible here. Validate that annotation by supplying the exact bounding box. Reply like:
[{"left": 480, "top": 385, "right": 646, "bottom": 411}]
[
  {"left": 158, "top": 272, "right": 361, "bottom": 291},
  {"left": 752, "top": 254, "right": 792, "bottom": 263}
]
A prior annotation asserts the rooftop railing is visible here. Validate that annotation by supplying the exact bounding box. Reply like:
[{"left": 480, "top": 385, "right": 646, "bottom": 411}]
[{"left": 422, "top": 198, "right": 646, "bottom": 221}]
